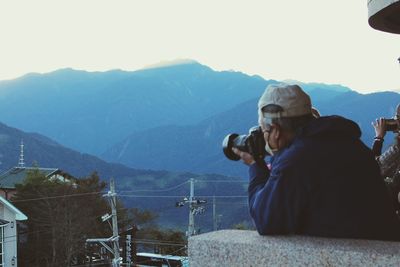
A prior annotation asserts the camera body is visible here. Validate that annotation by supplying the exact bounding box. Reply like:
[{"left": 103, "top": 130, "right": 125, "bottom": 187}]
[
  {"left": 222, "top": 126, "right": 268, "bottom": 161},
  {"left": 384, "top": 118, "right": 400, "bottom": 132}
]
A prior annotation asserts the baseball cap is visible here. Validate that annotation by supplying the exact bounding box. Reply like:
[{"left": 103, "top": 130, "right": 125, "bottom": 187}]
[{"left": 258, "top": 84, "right": 312, "bottom": 119}]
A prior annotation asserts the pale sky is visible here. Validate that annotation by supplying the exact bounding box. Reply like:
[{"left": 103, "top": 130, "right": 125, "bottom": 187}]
[{"left": 0, "top": 0, "right": 399, "bottom": 93}]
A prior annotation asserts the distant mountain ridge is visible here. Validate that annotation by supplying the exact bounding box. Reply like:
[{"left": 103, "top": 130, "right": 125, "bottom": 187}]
[
  {"left": 0, "top": 61, "right": 274, "bottom": 155},
  {"left": 1, "top": 60, "right": 398, "bottom": 230},
  {"left": 2, "top": 60, "right": 398, "bottom": 178},
  {"left": 102, "top": 90, "right": 400, "bottom": 177},
  {"left": 0, "top": 121, "right": 249, "bottom": 231},
  {"left": 0, "top": 121, "right": 147, "bottom": 179}
]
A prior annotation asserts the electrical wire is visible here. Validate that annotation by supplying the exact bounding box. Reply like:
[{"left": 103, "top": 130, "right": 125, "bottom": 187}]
[
  {"left": 10, "top": 191, "right": 106, "bottom": 203},
  {"left": 119, "top": 194, "right": 247, "bottom": 198},
  {"left": 6, "top": 179, "right": 247, "bottom": 202},
  {"left": 131, "top": 239, "right": 186, "bottom": 247},
  {"left": 119, "top": 195, "right": 186, "bottom": 198},
  {"left": 195, "top": 179, "right": 248, "bottom": 183},
  {"left": 117, "top": 180, "right": 190, "bottom": 193}
]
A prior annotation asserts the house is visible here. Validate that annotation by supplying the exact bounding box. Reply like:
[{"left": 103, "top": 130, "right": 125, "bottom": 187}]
[
  {"left": 0, "top": 167, "right": 72, "bottom": 200},
  {"left": 0, "top": 195, "right": 27, "bottom": 267}
]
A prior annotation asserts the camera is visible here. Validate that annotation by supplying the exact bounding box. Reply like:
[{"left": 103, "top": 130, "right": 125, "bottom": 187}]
[
  {"left": 222, "top": 126, "right": 268, "bottom": 161},
  {"left": 384, "top": 118, "right": 400, "bottom": 132}
]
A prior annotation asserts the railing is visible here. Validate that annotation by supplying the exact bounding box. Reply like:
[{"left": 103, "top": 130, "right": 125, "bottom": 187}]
[{"left": 188, "top": 230, "right": 400, "bottom": 266}]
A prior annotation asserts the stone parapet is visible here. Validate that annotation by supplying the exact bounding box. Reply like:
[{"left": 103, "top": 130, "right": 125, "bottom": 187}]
[{"left": 188, "top": 230, "right": 400, "bottom": 266}]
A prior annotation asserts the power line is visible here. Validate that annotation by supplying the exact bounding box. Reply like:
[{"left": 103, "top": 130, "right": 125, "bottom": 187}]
[
  {"left": 195, "top": 179, "right": 248, "bottom": 183},
  {"left": 197, "top": 195, "right": 247, "bottom": 198},
  {"left": 10, "top": 191, "right": 105, "bottom": 203},
  {"left": 7, "top": 179, "right": 247, "bottom": 203},
  {"left": 117, "top": 180, "right": 190, "bottom": 193},
  {"left": 69, "top": 262, "right": 113, "bottom": 267},
  {"left": 119, "top": 195, "right": 185, "bottom": 198},
  {"left": 131, "top": 239, "right": 186, "bottom": 247},
  {"left": 119, "top": 195, "right": 247, "bottom": 198},
  {"left": 9, "top": 193, "right": 247, "bottom": 203}
]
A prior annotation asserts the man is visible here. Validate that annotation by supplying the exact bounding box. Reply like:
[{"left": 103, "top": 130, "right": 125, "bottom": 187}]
[
  {"left": 233, "top": 84, "right": 400, "bottom": 241},
  {"left": 372, "top": 108, "right": 400, "bottom": 211}
]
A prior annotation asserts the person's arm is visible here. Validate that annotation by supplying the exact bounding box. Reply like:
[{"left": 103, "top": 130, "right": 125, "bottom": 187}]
[
  {"left": 248, "top": 157, "right": 306, "bottom": 235},
  {"left": 371, "top": 118, "right": 386, "bottom": 157},
  {"left": 233, "top": 148, "right": 306, "bottom": 235},
  {"left": 372, "top": 138, "right": 384, "bottom": 157}
]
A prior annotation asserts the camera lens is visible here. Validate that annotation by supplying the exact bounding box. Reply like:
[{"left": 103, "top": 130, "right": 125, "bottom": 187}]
[
  {"left": 222, "top": 134, "right": 241, "bottom": 161},
  {"left": 222, "top": 126, "right": 268, "bottom": 161}
]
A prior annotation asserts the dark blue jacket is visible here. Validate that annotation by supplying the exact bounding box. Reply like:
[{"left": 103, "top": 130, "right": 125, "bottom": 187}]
[{"left": 248, "top": 116, "right": 400, "bottom": 241}]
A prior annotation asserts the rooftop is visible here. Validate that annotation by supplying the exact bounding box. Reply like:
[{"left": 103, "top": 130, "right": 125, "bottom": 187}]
[{"left": 0, "top": 167, "right": 59, "bottom": 189}]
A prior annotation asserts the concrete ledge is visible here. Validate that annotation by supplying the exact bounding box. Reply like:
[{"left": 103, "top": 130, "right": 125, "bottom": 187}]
[{"left": 188, "top": 230, "right": 400, "bottom": 267}]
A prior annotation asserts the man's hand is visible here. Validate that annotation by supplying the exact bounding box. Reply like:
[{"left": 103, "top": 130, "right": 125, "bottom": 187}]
[
  {"left": 372, "top": 117, "right": 387, "bottom": 139},
  {"left": 232, "top": 147, "right": 256, "bottom": 165}
]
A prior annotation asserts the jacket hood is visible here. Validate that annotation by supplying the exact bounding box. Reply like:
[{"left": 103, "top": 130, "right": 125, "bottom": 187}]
[{"left": 299, "top": 115, "right": 361, "bottom": 139}]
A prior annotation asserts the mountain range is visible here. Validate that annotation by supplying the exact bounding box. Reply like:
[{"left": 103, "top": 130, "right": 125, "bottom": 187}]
[
  {"left": 102, "top": 90, "right": 400, "bottom": 177},
  {"left": 1, "top": 60, "right": 399, "bottom": 230},
  {"left": 0, "top": 61, "right": 273, "bottom": 155},
  {"left": 0, "top": 121, "right": 248, "bottom": 231},
  {"left": 1, "top": 60, "right": 399, "bottom": 178}
]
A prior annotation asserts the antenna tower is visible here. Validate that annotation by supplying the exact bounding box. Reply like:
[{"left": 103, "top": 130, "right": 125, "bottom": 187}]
[{"left": 18, "top": 140, "right": 25, "bottom": 168}]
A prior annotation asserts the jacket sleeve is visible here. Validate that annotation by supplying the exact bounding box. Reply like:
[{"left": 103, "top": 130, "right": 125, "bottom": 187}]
[
  {"left": 372, "top": 139, "right": 383, "bottom": 157},
  {"left": 248, "top": 159, "right": 306, "bottom": 235}
]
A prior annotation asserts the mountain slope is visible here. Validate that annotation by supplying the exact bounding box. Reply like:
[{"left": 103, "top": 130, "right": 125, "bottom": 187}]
[
  {"left": 0, "top": 121, "right": 151, "bottom": 179},
  {"left": 0, "top": 121, "right": 249, "bottom": 231},
  {"left": 0, "top": 61, "right": 273, "bottom": 155},
  {"left": 102, "top": 90, "right": 400, "bottom": 177}
]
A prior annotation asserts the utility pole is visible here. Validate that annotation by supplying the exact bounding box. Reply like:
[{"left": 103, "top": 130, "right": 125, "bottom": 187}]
[
  {"left": 87, "top": 178, "right": 121, "bottom": 267},
  {"left": 176, "top": 178, "right": 207, "bottom": 238},
  {"left": 125, "top": 234, "right": 132, "bottom": 267},
  {"left": 110, "top": 178, "right": 120, "bottom": 266},
  {"left": 213, "top": 195, "right": 217, "bottom": 231},
  {"left": 188, "top": 178, "right": 195, "bottom": 237}
]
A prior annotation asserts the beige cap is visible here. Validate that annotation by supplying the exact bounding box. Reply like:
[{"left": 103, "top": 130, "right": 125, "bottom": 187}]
[{"left": 258, "top": 84, "right": 312, "bottom": 119}]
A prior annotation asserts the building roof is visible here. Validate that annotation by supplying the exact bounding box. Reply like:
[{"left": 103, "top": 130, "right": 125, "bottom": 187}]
[
  {"left": 0, "top": 195, "right": 27, "bottom": 221},
  {"left": 0, "top": 219, "right": 9, "bottom": 226},
  {"left": 0, "top": 167, "right": 59, "bottom": 189}
]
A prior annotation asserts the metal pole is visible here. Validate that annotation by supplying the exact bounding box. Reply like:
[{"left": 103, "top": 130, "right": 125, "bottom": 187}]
[
  {"left": 213, "top": 195, "right": 217, "bottom": 231},
  {"left": 110, "top": 178, "right": 120, "bottom": 266},
  {"left": 126, "top": 234, "right": 132, "bottom": 266},
  {"left": 86, "top": 178, "right": 121, "bottom": 266},
  {"left": 188, "top": 178, "right": 195, "bottom": 237}
]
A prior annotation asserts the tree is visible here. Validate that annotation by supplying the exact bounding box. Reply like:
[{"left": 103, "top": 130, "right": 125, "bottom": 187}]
[
  {"left": 12, "top": 168, "right": 187, "bottom": 266},
  {"left": 12, "top": 169, "right": 111, "bottom": 267},
  {"left": 122, "top": 208, "right": 187, "bottom": 256}
]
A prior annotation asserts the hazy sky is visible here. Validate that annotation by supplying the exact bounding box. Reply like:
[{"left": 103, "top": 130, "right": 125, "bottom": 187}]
[{"left": 0, "top": 0, "right": 399, "bottom": 93}]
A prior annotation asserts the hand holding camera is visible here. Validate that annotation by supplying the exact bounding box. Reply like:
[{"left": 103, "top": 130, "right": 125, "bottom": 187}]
[
  {"left": 372, "top": 117, "right": 387, "bottom": 139},
  {"left": 222, "top": 126, "right": 268, "bottom": 162},
  {"left": 231, "top": 148, "right": 255, "bottom": 165}
]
